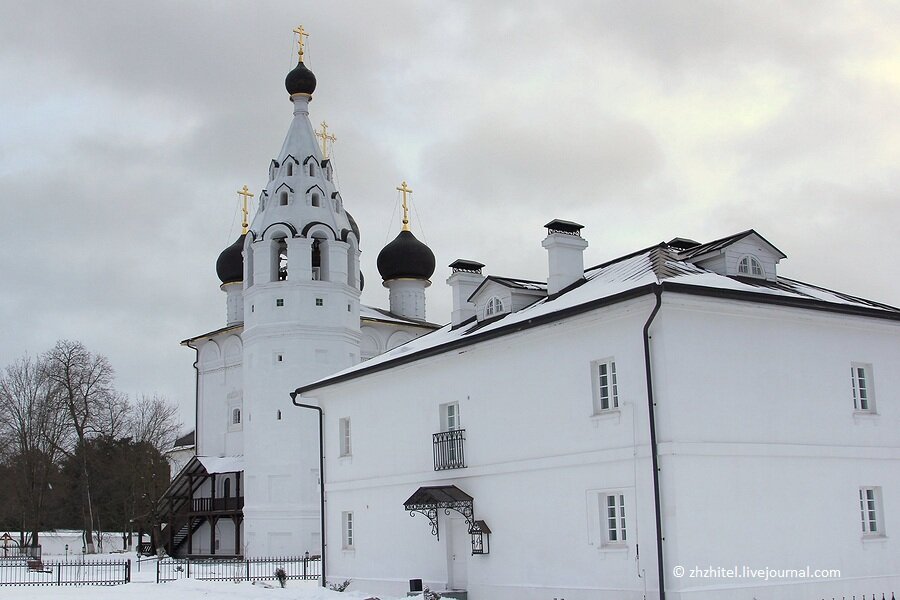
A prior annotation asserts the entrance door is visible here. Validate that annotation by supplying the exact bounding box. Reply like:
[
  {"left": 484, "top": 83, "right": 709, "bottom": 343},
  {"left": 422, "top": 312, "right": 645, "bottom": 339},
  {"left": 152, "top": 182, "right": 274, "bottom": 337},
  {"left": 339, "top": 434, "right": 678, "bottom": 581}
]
[{"left": 446, "top": 517, "right": 469, "bottom": 590}]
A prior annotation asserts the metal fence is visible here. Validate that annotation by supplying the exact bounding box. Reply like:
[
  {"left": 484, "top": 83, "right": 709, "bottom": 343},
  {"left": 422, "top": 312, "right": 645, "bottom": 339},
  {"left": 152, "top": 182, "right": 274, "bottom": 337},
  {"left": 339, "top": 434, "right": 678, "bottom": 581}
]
[
  {"left": 818, "top": 594, "right": 895, "bottom": 600},
  {"left": 0, "top": 545, "right": 41, "bottom": 560},
  {"left": 157, "top": 554, "right": 320, "bottom": 583},
  {"left": 0, "top": 559, "right": 130, "bottom": 586}
]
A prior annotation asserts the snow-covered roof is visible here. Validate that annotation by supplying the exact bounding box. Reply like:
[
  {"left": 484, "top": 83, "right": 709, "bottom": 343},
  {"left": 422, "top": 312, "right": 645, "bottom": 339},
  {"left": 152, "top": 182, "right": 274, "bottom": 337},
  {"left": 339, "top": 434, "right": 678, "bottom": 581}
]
[
  {"left": 360, "top": 304, "right": 441, "bottom": 328},
  {"left": 197, "top": 456, "right": 244, "bottom": 474},
  {"left": 297, "top": 240, "right": 900, "bottom": 395}
]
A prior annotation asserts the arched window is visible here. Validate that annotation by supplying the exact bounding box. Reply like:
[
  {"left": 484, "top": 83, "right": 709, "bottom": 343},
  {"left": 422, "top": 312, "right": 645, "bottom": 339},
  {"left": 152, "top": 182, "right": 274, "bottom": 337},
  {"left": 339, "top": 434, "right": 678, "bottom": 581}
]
[
  {"left": 738, "top": 255, "right": 765, "bottom": 277},
  {"left": 223, "top": 478, "right": 231, "bottom": 498},
  {"left": 231, "top": 407, "right": 241, "bottom": 425},
  {"left": 308, "top": 162, "right": 315, "bottom": 177},
  {"left": 280, "top": 191, "right": 288, "bottom": 206},
  {"left": 311, "top": 238, "right": 322, "bottom": 280},
  {"left": 287, "top": 162, "right": 293, "bottom": 176},
  {"left": 486, "top": 296, "right": 504, "bottom": 316},
  {"left": 272, "top": 236, "right": 288, "bottom": 281}
]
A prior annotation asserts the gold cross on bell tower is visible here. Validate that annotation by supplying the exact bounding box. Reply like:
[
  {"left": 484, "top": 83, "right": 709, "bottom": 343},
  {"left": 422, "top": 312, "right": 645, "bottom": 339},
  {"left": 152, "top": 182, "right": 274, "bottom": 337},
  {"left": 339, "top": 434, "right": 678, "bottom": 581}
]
[
  {"left": 316, "top": 121, "right": 337, "bottom": 159},
  {"left": 293, "top": 25, "right": 309, "bottom": 63},
  {"left": 237, "top": 185, "right": 254, "bottom": 234},
  {"left": 396, "top": 180, "right": 413, "bottom": 232}
]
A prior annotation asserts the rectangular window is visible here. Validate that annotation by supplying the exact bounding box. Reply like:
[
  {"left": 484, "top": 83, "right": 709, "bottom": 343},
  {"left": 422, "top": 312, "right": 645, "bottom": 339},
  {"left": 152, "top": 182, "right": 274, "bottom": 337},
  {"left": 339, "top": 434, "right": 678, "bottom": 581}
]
[
  {"left": 276, "top": 298, "right": 284, "bottom": 307},
  {"left": 443, "top": 402, "right": 460, "bottom": 431},
  {"left": 851, "top": 364, "right": 875, "bottom": 412},
  {"left": 859, "top": 487, "right": 884, "bottom": 536},
  {"left": 592, "top": 360, "right": 619, "bottom": 413},
  {"left": 342, "top": 511, "right": 354, "bottom": 549},
  {"left": 339, "top": 418, "right": 351, "bottom": 457},
  {"left": 603, "top": 493, "right": 626, "bottom": 545},
  {"left": 316, "top": 298, "right": 324, "bottom": 306}
]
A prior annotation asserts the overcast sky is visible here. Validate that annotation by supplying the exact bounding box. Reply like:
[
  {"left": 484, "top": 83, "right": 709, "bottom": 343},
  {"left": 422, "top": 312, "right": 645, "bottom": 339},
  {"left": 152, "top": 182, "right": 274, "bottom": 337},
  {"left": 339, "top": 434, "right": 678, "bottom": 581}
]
[{"left": 2, "top": 1, "right": 899, "bottom": 431}]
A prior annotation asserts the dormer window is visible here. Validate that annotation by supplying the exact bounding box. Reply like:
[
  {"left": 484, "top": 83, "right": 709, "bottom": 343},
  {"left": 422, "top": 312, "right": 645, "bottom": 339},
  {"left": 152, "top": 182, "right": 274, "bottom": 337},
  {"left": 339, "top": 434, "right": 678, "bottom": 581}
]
[
  {"left": 287, "top": 162, "right": 294, "bottom": 176},
  {"left": 738, "top": 255, "right": 764, "bottom": 278},
  {"left": 485, "top": 296, "right": 504, "bottom": 317}
]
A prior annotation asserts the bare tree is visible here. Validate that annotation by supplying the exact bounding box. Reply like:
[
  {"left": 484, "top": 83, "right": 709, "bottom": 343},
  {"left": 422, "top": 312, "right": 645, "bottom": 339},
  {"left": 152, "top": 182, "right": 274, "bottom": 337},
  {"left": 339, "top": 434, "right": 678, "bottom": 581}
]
[
  {"left": 45, "top": 340, "right": 116, "bottom": 553},
  {"left": 0, "top": 354, "right": 67, "bottom": 548},
  {"left": 94, "top": 392, "right": 131, "bottom": 440},
  {"left": 129, "top": 394, "right": 182, "bottom": 454}
]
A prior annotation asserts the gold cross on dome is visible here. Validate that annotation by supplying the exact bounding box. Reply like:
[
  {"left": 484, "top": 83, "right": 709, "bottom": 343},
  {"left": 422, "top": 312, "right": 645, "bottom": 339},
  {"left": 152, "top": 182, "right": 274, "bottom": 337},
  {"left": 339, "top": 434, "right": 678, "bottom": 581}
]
[
  {"left": 293, "top": 25, "right": 309, "bottom": 62},
  {"left": 396, "top": 181, "right": 413, "bottom": 232},
  {"left": 316, "top": 121, "right": 337, "bottom": 159},
  {"left": 237, "top": 185, "right": 254, "bottom": 234}
]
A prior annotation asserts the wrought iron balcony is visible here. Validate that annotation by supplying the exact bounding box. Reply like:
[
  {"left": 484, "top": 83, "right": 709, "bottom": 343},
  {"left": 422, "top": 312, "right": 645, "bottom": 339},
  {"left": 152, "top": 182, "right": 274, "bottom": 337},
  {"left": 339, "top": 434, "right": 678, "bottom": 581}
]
[{"left": 433, "top": 429, "right": 466, "bottom": 471}]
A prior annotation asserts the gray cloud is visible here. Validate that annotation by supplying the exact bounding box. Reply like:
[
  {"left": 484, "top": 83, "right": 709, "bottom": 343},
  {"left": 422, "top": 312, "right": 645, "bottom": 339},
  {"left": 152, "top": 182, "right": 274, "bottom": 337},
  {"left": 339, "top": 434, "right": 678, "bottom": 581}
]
[{"left": 2, "top": 0, "right": 899, "bottom": 427}]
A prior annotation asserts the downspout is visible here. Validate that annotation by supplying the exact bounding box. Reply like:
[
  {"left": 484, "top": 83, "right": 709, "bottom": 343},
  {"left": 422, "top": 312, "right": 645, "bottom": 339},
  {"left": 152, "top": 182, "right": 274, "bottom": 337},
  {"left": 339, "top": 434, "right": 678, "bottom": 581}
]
[
  {"left": 289, "top": 391, "right": 326, "bottom": 588},
  {"left": 643, "top": 285, "right": 665, "bottom": 600}
]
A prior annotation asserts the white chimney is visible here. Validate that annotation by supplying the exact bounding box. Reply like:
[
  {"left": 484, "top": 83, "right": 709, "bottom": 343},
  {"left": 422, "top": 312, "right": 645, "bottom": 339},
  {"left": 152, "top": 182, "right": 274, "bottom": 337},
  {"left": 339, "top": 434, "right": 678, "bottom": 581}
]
[
  {"left": 446, "top": 259, "right": 485, "bottom": 327},
  {"left": 542, "top": 219, "right": 587, "bottom": 296}
]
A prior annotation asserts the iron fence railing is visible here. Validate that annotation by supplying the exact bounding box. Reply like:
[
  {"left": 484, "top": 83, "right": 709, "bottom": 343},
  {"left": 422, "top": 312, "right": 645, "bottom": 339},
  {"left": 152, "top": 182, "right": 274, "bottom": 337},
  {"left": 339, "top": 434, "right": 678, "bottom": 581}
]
[
  {"left": 0, "top": 545, "right": 40, "bottom": 560},
  {"left": 157, "top": 554, "right": 320, "bottom": 583},
  {"left": 433, "top": 429, "right": 466, "bottom": 470},
  {"left": 0, "top": 559, "right": 130, "bottom": 586}
]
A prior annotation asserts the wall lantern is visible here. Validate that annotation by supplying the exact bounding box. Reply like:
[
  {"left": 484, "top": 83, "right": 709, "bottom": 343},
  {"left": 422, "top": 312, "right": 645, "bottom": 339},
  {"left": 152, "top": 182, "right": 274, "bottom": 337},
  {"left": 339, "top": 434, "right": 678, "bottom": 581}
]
[{"left": 470, "top": 520, "right": 491, "bottom": 555}]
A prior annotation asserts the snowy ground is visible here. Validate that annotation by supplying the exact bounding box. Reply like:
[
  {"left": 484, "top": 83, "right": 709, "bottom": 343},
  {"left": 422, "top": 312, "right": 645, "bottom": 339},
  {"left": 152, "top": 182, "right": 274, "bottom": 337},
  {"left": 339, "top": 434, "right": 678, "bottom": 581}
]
[{"left": 2, "top": 531, "right": 421, "bottom": 600}]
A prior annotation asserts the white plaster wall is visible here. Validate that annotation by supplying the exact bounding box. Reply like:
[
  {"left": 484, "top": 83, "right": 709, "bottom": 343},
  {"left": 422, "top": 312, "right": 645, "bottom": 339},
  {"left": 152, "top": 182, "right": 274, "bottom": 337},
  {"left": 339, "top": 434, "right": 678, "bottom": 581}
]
[
  {"left": 315, "top": 297, "right": 660, "bottom": 600},
  {"left": 651, "top": 295, "right": 900, "bottom": 599},
  {"left": 195, "top": 333, "right": 244, "bottom": 458}
]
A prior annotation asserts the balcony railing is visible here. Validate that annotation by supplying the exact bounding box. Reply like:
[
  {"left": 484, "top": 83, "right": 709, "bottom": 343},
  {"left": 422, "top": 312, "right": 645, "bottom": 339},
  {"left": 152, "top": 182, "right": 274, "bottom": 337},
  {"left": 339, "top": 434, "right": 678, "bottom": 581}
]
[
  {"left": 433, "top": 429, "right": 466, "bottom": 471},
  {"left": 190, "top": 496, "right": 244, "bottom": 513}
]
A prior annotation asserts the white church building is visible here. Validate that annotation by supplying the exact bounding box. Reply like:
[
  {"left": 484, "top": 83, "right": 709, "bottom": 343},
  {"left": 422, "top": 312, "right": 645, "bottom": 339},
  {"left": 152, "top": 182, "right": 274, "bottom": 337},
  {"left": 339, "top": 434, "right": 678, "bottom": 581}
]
[{"left": 161, "top": 30, "right": 900, "bottom": 600}]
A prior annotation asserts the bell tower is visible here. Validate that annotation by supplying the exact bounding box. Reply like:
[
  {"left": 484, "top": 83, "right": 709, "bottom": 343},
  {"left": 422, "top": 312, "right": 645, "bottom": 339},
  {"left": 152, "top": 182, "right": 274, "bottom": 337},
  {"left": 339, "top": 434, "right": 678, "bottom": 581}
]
[{"left": 240, "top": 27, "right": 362, "bottom": 556}]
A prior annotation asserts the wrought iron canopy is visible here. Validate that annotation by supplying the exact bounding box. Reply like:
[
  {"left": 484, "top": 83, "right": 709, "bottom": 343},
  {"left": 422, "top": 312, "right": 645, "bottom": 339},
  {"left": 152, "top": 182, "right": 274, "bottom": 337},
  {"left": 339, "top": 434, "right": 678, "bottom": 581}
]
[{"left": 404, "top": 485, "right": 475, "bottom": 540}]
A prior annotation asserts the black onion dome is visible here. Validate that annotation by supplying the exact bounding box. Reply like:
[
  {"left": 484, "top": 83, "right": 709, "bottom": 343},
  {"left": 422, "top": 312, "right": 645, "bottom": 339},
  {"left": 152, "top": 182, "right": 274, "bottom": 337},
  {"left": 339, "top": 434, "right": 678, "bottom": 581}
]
[
  {"left": 346, "top": 211, "right": 360, "bottom": 243},
  {"left": 377, "top": 230, "right": 435, "bottom": 281},
  {"left": 216, "top": 234, "right": 246, "bottom": 284},
  {"left": 285, "top": 61, "right": 317, "bottom": 95}
]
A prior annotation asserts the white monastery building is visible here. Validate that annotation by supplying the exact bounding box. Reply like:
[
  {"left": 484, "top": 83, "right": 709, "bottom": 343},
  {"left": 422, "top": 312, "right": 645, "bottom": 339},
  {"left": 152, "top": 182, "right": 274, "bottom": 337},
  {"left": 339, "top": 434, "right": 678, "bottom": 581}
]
[{"left": 161, "top": 29, "right": 900, "bottom": 600}]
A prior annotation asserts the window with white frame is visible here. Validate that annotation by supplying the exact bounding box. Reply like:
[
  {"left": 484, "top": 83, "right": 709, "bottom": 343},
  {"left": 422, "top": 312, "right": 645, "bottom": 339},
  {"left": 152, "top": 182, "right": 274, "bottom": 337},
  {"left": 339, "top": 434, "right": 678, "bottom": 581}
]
[
  {"left": 342, "top": 511, "right": 354, "bottom": 549},
  {"left": 592, "top": 360, "right": 619, "bottom": 413},
  {"left": 339, "top": 418, "right": 351, "bottom": 457},
  {"left": 851, "top": 364, "right": 875, "bottom": 412},
  {"left": 737, "top": 255, "right": 765, "bottom": 277},
  {"left": 485, "top": 296, "right": 504, "bottom": 317},
  {"left": 441, "top": 402, "right": 460, "bottom": 432},
  {"left": 603, "top": 493, "right": 627, "bottom": 545},
  {"left": 859, "top": 487, "right": 884, "bottom": 536}
]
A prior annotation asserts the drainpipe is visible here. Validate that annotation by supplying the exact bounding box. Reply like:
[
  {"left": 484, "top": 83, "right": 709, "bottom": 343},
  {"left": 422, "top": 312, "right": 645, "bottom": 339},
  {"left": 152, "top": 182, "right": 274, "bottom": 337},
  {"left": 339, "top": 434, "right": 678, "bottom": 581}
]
[
  {"left": 642, "top": 285, "right": 665, "bottom": 600},
  {"left": 289, "top": 391, "right": 326, "bottom": 588}
]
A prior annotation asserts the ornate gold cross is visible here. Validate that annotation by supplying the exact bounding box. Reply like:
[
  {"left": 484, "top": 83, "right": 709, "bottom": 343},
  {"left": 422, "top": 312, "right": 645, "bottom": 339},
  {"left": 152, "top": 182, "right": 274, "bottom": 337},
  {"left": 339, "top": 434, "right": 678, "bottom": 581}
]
[
  {"left": 237, "top": 185, "right": 254, "bottom": 234},
  {"left": 396, "top": 181, "right": 413, "bottom": 232},
  {"left": 293, "top": 25, "right": 309, "bottom": 62},
  {"left": 316, "top": 121, "right": 337, "bottom": 159}
]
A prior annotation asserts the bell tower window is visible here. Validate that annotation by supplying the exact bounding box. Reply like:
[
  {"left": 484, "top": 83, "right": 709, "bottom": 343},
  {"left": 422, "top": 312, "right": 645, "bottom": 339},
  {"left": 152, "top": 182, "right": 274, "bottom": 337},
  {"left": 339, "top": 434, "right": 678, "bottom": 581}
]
[
  {"left": 280, "top": 191, "right": 289, "bottom": 206},
  {"left": 312, "top": 193, "right": 321, "bottom": 207},
  {"left": 309, "top": 163, "right": 315, "bottom": 177},
  {"left": 287, "top": 162, "right": 293, "bottom": 176},
  {"left": 271, "top": 236, "right": 288, "bottom": 282}
]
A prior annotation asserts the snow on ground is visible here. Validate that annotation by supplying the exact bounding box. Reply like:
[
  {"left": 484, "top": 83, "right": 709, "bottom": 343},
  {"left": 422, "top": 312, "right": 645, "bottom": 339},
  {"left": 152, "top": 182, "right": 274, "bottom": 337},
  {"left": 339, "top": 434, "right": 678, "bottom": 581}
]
[
  {"left": 1, "top": 577, "right": 403, "bottom": 600},
  {"left": 4, "top": 531, "right": 441, "bottom": 599}
]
